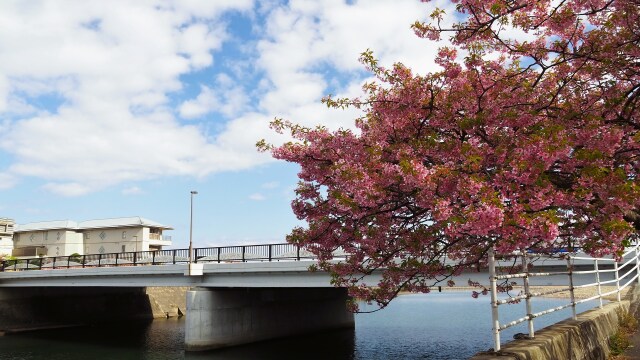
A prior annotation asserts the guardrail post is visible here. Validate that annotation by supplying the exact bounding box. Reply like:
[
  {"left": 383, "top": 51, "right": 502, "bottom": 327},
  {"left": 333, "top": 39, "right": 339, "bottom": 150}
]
[
  {"left": 488, "top": 247, "right": 500, "bottom": 352},
  {"left": 615, "top": 260, "right": 621, "bottom": 302},
  {"left": 567, "top": 257, "right": 577, "bottom": 320},
  {"left": 595, "top": 259, "right": 603, "bottom": 308},
  {"left": 636, "top": 243, "right": 640, "bottom": 285},
  {"left": 521, "top": 250, "right": 534, "bottom": 338}
]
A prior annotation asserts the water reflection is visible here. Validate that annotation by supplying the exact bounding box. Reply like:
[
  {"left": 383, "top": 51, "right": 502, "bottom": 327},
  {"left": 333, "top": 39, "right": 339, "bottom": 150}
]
[
  {"left": 0, "top": 292, "right": 600, "bottom": 360},
  {"left": 184, "top": 330, "right": 356, "bottom": 360}
]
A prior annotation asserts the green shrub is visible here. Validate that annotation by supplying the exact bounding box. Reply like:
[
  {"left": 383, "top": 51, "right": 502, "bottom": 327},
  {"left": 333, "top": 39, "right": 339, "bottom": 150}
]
[
  {"left": 610, "top": 330, "right": 631, "bottom": 356},
  {"left": 609, "top": 309, "right": 638, "bottom": 357},
  {"left": 69, "top": 253, "right": 82, "bottom": 262}
]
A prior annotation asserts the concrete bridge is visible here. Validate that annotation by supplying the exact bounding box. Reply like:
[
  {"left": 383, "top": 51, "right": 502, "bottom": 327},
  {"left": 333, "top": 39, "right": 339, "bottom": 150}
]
[{"left": 0, "top": 243, "right": 621, "bottom": 351}]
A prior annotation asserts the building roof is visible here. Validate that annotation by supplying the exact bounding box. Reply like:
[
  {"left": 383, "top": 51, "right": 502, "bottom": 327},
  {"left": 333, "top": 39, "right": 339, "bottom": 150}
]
[
  {"left": 15, "top": 220, "right": 78, "bottom": 232},
  {"left": 15, "top": 217, "right": 173, "bottom": 232},
  {"left": 78, "top": 217, "right": 173, "bottom": 230}
]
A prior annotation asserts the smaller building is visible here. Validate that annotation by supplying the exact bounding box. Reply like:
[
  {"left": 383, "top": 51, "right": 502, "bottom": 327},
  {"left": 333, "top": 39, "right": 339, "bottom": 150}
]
[
  {"left": 0, "top": 218, "right": 15, "bottom": 256},
  {"left": 12, "top": 216, "right": 173, "bottom": 258}
]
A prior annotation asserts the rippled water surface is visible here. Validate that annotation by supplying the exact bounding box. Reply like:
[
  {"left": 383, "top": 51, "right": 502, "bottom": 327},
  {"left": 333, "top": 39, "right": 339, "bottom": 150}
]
[{"left": 0, "top": 292, "right": 599, "bottom": 360}]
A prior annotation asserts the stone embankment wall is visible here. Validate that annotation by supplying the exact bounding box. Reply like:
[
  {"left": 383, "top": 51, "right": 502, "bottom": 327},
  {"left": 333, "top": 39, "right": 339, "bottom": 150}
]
[
  {"left": 145, "top": 287, "right": 188, "bottom": 318},
  {"left": 471, "top": 286, "right": 640, "bottom": 360}
]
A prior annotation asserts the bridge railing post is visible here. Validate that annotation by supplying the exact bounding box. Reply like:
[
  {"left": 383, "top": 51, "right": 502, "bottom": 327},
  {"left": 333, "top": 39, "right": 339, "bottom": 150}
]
[
  {"left": 242, "top": 246, "right": 246, "bottom": 262},
  {"left": 0, "top": 260, "right": 4, "bottom": 272},
  {"left": 82, "top": 255, "right": 86, "bottom": 268},
  {"left": 133, "top": 251, "right": 138, "bottom": 266},
  {"left": 152, "top": 251, "right": 156, "bottom": 265},
  {"left": 297, "top": 246, "right": 300, "bottom": 261},
  {"left": 268, "top": 245, "right": 272, "bottom": 262}
]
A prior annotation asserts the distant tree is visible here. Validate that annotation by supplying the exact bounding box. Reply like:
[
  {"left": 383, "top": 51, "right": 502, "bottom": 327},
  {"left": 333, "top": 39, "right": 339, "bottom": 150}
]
[{"left": 259, "top": 0, "right": 640, "bottom": 310}]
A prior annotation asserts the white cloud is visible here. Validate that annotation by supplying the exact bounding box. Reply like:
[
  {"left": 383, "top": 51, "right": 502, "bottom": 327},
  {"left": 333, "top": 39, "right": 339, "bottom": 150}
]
[
  {"left": 0, "top": 0, "right": 456, "bottom": 195},
  {"left": 261, "top": 181, "right": 279, "bottom": 189},
  {"left": 42, "top": 182, "right": 92, "bottom": 197},
  {"left": 0, "top": 173, "right": 17, "bottom": 190},
  {"left": 122, "top": 186, "right": 143, "bottom": 195},
  {"left": 254, "top": 0, "right": 454, "bottom": 130},
  {"left": 0, "top": 1, "right": 257, "bottom": 194},
  {"left": 249, "top": 193, "right": 266, "bottom": 201},
  {"left": 179, "top": 74, "right": 249, "bottom": 119}
]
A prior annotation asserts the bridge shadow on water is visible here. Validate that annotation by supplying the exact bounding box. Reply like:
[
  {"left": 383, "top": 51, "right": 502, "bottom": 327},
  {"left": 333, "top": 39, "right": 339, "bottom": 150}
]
[
  {"left": 0, "top": 318, "right": 357, "bottom": 360},
  {"left": 184, "top": 329, "right": 356, "bottom": 360}
]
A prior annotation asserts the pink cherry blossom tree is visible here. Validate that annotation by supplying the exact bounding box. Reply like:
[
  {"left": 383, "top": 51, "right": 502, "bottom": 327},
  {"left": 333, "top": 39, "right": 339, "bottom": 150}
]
[{"left": 259, "top": 0, "right": 640, "bottom": 310}]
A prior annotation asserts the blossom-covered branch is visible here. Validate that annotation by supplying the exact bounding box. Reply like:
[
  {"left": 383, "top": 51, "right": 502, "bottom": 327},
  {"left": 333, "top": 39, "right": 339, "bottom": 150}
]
[{"left": 259, "top": 0, "right": 639, "bottom": 310}]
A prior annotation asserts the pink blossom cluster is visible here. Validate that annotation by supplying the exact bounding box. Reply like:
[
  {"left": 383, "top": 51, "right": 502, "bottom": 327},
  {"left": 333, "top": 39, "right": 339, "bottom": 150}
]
[{"left": 261, "top": 0, "right": 640, "bottom": 310}]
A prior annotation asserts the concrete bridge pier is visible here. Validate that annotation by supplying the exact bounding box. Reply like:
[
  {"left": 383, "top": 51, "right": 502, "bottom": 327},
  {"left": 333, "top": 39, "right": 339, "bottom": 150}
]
[{"left": 185, "top": 287, "right": 355, "bottom": 351}]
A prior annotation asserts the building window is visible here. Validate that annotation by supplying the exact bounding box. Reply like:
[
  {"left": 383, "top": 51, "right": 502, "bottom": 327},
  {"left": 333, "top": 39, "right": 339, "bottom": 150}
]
[
  {"left": 122, "top": 231, "right": 127, "bottom": 239},
  {"left": 122, "top": 245, "right": 126, "bottom": 253}
]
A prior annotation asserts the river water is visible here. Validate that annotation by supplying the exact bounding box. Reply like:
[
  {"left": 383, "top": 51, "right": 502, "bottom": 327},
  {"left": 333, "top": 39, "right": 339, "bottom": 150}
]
[{"left": 0, "top": 292, "right": 599, "bottom": 360}]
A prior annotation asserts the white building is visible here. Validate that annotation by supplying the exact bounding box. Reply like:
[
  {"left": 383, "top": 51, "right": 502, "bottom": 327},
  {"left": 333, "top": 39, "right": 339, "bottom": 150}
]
[
  {"left": 0, "top": 218, "right": 15, "bottom": 256},
  {"left": 12, "top": 217, "right": 173, "bottom": 258}
]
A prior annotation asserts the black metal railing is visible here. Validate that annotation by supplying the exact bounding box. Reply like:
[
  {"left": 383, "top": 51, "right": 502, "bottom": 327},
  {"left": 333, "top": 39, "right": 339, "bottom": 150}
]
[{"left": 0, "top": 243, "right": 342, "bottom": 272}]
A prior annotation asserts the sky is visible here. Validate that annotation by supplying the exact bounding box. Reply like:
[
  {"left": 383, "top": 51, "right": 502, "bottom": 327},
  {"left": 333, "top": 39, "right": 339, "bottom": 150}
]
[{"left": 0, "top": 0, "right": 456, "bottom": 249}]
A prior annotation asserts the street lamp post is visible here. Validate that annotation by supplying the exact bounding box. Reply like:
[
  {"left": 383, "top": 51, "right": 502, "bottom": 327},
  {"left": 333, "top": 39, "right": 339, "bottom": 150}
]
[{"left": 189, "top": 190, "right": 198, "bottom": 264}]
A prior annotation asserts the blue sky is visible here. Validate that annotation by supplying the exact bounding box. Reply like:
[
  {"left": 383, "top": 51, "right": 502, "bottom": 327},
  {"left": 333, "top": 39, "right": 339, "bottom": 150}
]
[{"left": 0, "top": 0, "right": 455, "bottom": 248}]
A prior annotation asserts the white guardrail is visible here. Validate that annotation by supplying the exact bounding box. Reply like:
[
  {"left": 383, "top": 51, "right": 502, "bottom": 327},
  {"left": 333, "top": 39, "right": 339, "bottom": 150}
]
[{"left": 488, "top": 243, "right": 640, "bottom": 351}]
